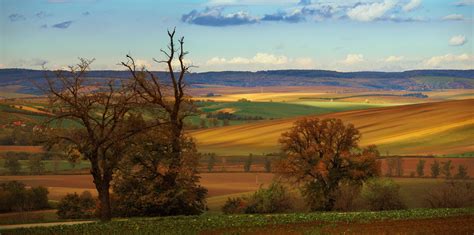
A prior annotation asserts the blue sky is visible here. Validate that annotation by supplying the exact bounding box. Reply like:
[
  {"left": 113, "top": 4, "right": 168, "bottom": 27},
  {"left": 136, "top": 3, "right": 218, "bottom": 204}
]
[{"left": 1, "top": 0, "right": 473, "bottom": 71}]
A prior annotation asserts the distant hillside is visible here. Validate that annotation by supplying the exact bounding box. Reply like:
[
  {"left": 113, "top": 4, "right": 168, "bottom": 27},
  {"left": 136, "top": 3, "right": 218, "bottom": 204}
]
[
  {"left": 191, "top": 99, "right": 474, "bottom": 156},
  {"left": 0, "top": 69, "right": 473, "bottom": 95}
]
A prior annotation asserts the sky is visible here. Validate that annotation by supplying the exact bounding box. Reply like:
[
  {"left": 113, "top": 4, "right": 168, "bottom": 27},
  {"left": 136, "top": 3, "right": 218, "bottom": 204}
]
[{"left": 0, "top": 0, "right": 473, "bottom": 72}]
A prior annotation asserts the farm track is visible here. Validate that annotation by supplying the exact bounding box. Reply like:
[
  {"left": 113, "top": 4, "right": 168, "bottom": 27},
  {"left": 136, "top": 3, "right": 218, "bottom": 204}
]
[{"left": 0, "top": 221, "right": 94, "bottom": 230}]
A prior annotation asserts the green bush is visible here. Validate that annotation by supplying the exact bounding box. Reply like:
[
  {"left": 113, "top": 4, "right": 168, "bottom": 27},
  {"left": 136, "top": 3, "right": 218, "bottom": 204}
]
[
  {"left": 57, "top": 191, "right": 95, "bottom": 219},
  {"left": 454, "top": 165, "right": 469, "bottom": 179},
  {"left": 416, "top": 159, "right": 425, "bottom": 177},
  {"left": 245, "top": 182, "right": 293, "bottom": 214},
  {"left": 0, "top": 181, "right": 49, "bottom": 212},
  {"left": 362, "top": 178, "right": 405, "bottom": 211},
  {"left": 222, "top": 197, "right": 246, "bottom": 214},
  {"left": 221, "top": 182, "right": 293, "bottom": 214},
  {"left": 431, "top": 160, "right": 440, "bottom": 178}
]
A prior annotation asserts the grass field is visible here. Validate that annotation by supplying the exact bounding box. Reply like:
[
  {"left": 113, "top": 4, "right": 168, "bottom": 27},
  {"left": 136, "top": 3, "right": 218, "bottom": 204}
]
[
  {"left": 191, "top": 99, "right": 474, "bottom": 155},
  {"left": 197, "top": 100, "right": 388, "bottom": 119},
  {"left": 2, "top": 208, "right": 473, "bottom": 234},
  {"left": 0, "top": 159, "right": 90, "bottom": 175}
]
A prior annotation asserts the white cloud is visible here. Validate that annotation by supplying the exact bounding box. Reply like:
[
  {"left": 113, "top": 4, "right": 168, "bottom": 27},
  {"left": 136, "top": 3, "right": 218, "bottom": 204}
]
[
  {"left": 449, "top": 35, "right": 467, "bottom": 46},
  {"left": 442, "top": 14, "right": 464, "bottom": 21},
  {"left": 403, "top": 0, "right": 421, "bottom": 12},
  {"left": 135, "top": 59, "right": 152, "bottom": 69},
  {"left": 342, "top": 54, "right": 365, "bottom": 64},
  {"left": 294, "top": 57, "right": 315, "bottom": 68},
  {"left": 205, "top": 53, "right": 317, "bottom": 70},
  {"left": 424, "top": 53, "right": 472, "bottom": 68},
  {"left": 207, "top": 57, "right": 227, "bottom": 65},
  {"left": 253, "top": 53, "right": 288, "bottom": 64},
  {"left": 347, "top": 0, "right": 396, "bottom": 22},
  {"left": 207, "top": 53, "right": 289, "bottom": 65},
  {"left": 385, "top": 56, "right": 404, "bottom": 62},
  {"left": 207, "top": 0, "right": 297, "bottom": 6}
]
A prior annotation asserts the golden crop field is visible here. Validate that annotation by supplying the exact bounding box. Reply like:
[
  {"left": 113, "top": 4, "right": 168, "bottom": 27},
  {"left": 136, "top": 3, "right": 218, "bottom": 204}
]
[
  {"left": 191, "top": 99, "right": 474, "bottom": 156},
  {"left": 193, "top": 88, "right": 474, "bottom": 104}
]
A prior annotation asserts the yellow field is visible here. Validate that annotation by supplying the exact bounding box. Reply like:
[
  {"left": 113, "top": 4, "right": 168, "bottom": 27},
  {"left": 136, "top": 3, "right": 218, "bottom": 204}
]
[
  {"left": 191, "top": 99, "right": 474, "bottom": 155},
  {"left": 12, "top": 105, "right": 50, "bottom": 115},
  {"left": 193, "top": 88, "right": 474, "bottom": 103}
]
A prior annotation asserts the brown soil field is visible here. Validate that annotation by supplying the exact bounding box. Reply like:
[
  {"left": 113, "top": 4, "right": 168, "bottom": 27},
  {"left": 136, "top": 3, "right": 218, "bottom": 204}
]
[
  {"left": 0, "top": 146, "right": 44, "bottom": 153},
  {"left": 203, "top": 157, "right": 474, "bottom": 177},
  {"left": 379, "top": 157, "right": 474, "bottom": 177},
  {"left": 209, "top": 215, "right": 474, "bottom": 235},
  {"left": 0, "top": 173, "right": 276, "bottom": 200}
]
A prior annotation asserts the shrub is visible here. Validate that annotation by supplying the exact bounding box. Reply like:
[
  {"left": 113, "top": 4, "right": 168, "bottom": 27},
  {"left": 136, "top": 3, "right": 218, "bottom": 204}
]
[
  {"left": 244, "top": 182, "right": 293, "bottom": 214},
  {"left": 386, "top": 158, "right": 403, "bottom": 177},
  {"left": 244, "top": 154, "right": 252, "bottom": 172},
  {"left": 425, "top": 181, "right": 474, "bottom": 208},
  {"left": 222, "top": 197, "right": 246, "bottom": 214},
  {"left": 332, "top": 183, "right": 362, "bottom": 212},
  {"left": 29, "top": 186, "right": 50, "bottom": 210},
  {"left": 221, "top": 182, "right": 293, "bottom": 214},
  {"left": 57, "top": 191, "right": 95, "bottom": 219},
  {"left": 455, "top": 165, "right": 469, "bottom": 179},
  {"left": 0, "top": 181, "right": 49, "bottom": 212},
  {"left": 441, "top": 160, "right": 453, "bottom": 179},
  {"left": 416, "top": 159, "right": 425, "bottom": 177},
  {"left": 431, "top": 160, "right": 440, "bottom": 178},
  {"left": 362, "top": 178, "right": 405, "bottom": 211}
]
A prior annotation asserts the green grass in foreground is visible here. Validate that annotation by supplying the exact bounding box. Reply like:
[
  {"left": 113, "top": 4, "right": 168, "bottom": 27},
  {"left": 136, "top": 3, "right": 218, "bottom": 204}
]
[
  {"left": 0, "top": 210, "right": 59, "bottom": 225},
  {"left": 2, "top": 208, "right": 473, "bottom": 235}
]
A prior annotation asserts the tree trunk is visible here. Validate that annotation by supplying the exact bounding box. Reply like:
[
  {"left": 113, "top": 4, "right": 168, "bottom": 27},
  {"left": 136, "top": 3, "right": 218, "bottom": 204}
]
[
  {"left": 91, "top": 159, "right": 112, "bottom": 222},
  {"left": 97, "top": 182, "right": 111, "bottom": 222}
]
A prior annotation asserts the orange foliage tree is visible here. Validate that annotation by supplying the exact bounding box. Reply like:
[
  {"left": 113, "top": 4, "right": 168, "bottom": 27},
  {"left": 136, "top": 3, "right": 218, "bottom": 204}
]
[{"left": 277, "top": 118, "right": 381, "bottom": 211}]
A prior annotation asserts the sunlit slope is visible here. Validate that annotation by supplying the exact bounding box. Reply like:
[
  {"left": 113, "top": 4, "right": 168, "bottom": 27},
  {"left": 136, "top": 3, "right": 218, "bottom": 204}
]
[{"left": 191, "top": 99, "right": 474, "bottom": 156}]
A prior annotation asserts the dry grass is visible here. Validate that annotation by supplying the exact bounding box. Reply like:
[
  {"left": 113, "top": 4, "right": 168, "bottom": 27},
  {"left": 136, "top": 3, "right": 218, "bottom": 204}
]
[{"left": 11, "top": 105, "right": 51, "bottom": 115}]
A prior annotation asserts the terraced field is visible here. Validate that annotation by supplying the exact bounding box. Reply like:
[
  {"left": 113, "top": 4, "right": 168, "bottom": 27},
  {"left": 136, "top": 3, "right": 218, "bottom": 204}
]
[{"left": 191, "top": 99, "right": 474, "bottom": 155}]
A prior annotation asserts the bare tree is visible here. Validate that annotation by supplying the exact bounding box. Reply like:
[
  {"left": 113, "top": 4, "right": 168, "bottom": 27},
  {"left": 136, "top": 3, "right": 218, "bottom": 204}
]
[
  {"left": 121, "top": 28, "right": 195, "bottom": 185},
  {"left": 43, "top": 58, "right": 157, "bottom": 221}
]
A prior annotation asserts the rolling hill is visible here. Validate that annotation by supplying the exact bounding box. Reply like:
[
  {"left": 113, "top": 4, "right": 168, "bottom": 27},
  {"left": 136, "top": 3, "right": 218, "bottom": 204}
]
[
  {"left": 1, "top": 69, "right": 473, "bottom": 96},
  {"left": 191, "top": 99, "right": 474, "bottom": 156}
]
